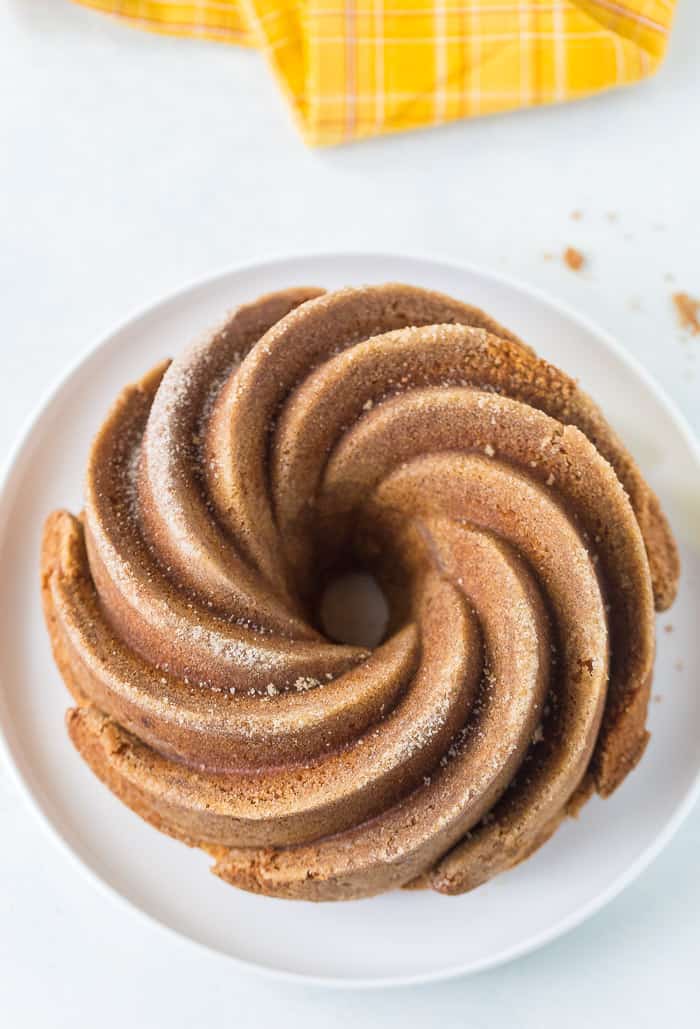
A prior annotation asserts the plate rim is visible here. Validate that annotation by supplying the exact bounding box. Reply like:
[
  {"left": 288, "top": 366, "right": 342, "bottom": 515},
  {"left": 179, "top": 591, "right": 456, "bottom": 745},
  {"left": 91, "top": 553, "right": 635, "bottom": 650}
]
[{"left": 1, "top": 249, "right": 699, "bottom": 990}]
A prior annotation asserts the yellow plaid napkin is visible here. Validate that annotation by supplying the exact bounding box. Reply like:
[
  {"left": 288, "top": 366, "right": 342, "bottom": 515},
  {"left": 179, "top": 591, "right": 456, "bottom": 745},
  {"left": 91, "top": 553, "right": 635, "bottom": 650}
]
[{"left": 75, "top": 0, "right": 677, "bottom": 145}]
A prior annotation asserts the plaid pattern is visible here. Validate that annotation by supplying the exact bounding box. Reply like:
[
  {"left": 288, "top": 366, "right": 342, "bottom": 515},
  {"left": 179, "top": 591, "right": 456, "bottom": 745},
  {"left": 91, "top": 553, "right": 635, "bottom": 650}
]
[{"left": 74, "top": 0, "right": 678, "bottom": 144}]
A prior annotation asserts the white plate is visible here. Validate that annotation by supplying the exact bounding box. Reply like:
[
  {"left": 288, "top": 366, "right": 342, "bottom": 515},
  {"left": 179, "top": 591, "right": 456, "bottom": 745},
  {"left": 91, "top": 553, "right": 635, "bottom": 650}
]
[{"left": 1, "top": 253, "right": 699, "bottom": 988}]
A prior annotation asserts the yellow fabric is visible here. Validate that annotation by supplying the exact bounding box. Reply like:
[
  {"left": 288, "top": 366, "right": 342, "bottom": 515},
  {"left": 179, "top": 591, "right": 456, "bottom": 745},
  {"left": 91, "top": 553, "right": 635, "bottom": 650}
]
[{"left": 74, "top": 0, "right": 677, "bottom": 144}]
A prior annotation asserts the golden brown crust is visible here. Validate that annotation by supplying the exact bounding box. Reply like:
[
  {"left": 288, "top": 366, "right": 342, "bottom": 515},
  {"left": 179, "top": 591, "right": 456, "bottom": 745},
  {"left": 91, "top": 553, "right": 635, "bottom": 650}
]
[
  {"left": 638, "top": 491, "right": 680, "bottom": 612},
  {"left": 41, "top": 284, "right": 677, "bottom": 900},
  {"left": 65, "top": 707, "right": 199, "bottom": 848},
  {"left": 41, "top": 510, "right": 91, "bottom": 709}
]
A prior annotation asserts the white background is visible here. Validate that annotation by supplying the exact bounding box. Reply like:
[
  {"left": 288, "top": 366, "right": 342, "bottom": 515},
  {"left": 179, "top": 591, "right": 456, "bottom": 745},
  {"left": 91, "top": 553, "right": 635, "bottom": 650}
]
[{"left": 1, "top": 0, "right": 699, "bottom": 1025}]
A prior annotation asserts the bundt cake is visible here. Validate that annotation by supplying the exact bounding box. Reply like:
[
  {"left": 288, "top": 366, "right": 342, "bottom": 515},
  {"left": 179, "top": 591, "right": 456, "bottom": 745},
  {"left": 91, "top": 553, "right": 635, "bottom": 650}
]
[{"left": 41, "top": 283, "right": 680, "bottom": 901}]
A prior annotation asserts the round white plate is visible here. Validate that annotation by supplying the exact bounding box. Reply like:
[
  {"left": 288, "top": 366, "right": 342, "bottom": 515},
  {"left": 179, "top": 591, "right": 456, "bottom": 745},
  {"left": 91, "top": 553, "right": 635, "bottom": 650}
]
[{"left": 1, "top": 253, "right": 699, "bottom": 988}]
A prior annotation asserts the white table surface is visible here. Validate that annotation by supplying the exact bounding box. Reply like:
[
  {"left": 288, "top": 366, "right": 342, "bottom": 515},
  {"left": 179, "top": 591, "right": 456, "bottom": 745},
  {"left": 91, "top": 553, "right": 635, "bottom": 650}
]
[{"left": 2, "top": 1, "right": 699, "bottom": 1025}]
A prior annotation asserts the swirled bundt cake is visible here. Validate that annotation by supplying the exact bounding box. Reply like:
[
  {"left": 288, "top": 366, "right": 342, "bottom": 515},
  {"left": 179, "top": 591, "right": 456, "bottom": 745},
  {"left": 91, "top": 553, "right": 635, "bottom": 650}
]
[{"left": 41, "top": 283, "right": 679, "bottom": 901}]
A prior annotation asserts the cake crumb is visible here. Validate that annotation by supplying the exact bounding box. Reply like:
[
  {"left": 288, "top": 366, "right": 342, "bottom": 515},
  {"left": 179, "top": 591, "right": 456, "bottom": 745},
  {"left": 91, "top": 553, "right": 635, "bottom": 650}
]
[
  {"left": 266, "top": 683, "right": 278, "bottom": 696},
  {"left": 570, "top": 210, "right": 583, "bottom": 221},
  {"left": 673, "top": 292, "right": 700, "bottom": 336},
  {"left": 564, "top": 247, "right": 585, "bottom": 272},
  {"left": 664, "top": 624, "right": 674, "bottom": 634},
  {"left": 483, "top": 443, "right": 495, "bottom": 457}
]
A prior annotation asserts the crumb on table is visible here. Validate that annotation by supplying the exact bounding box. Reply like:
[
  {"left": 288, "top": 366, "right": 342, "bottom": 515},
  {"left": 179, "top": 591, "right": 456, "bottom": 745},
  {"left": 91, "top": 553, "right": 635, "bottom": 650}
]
[
  {"left": 564, "top": 247, "right": 585, "bottom": 271},
  {"left": 673, "top": 292, "right": 700, "bottom": 336}
]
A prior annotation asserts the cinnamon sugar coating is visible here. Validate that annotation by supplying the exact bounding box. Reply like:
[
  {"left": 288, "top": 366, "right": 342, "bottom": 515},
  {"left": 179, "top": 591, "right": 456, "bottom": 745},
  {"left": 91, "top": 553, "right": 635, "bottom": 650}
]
[{"left": 41, "top": 284, "right": 679, "bottom": 900}]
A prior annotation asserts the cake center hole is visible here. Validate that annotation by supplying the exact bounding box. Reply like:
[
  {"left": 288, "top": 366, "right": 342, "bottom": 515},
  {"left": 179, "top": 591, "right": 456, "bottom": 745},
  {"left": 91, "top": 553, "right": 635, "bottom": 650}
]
[{"left": 319, "top": 572, "right": 389, "bottom": 649}]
